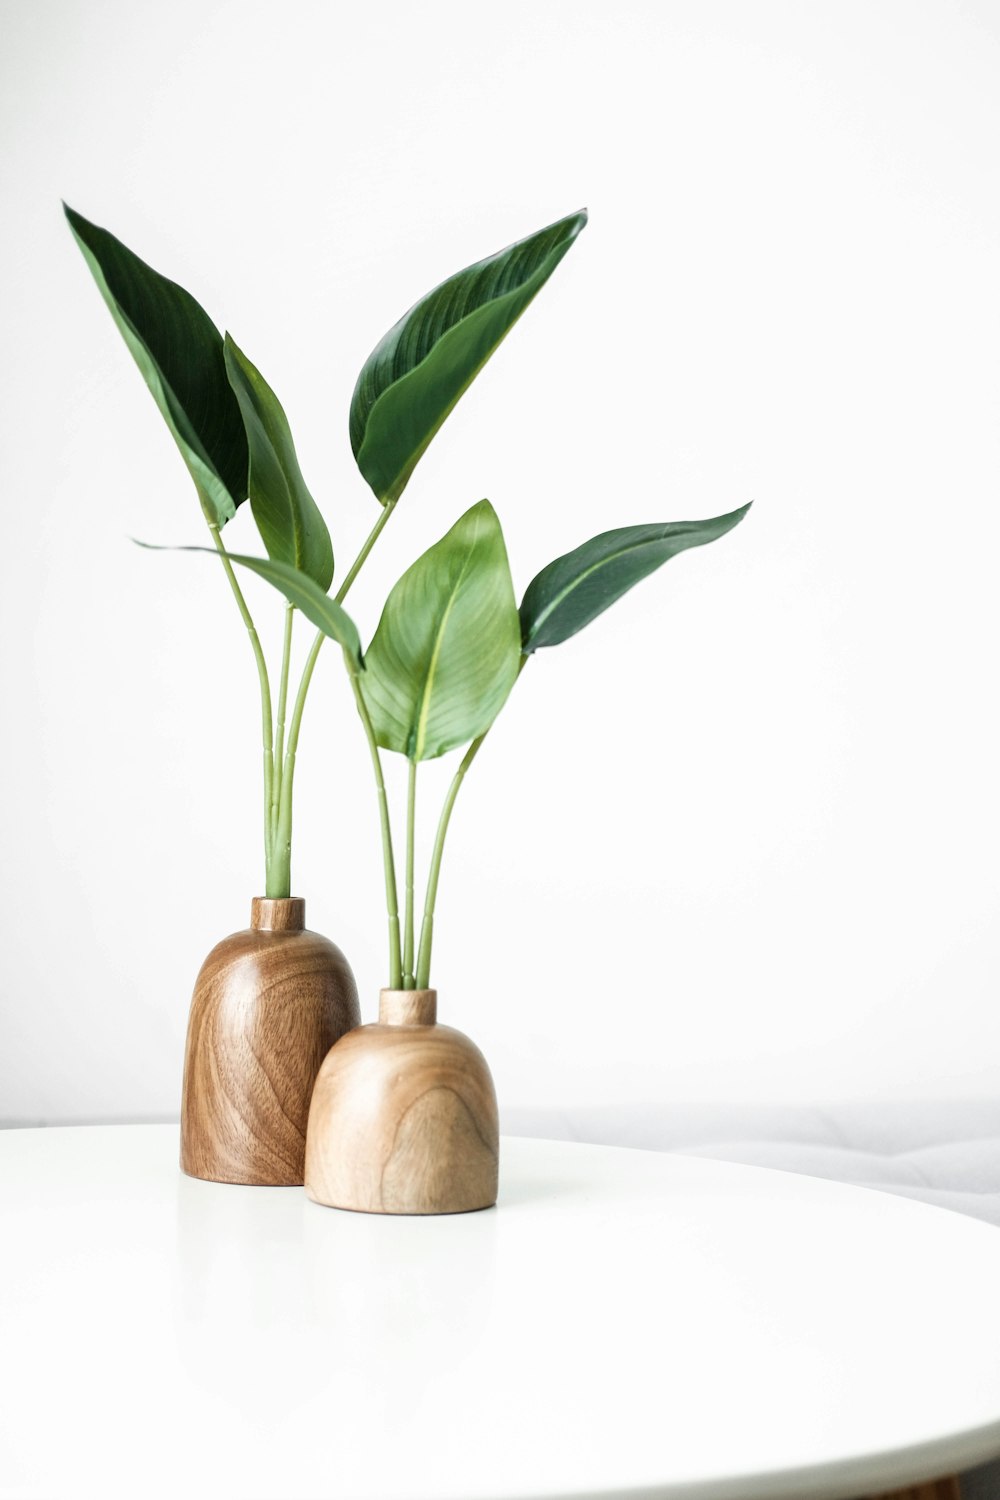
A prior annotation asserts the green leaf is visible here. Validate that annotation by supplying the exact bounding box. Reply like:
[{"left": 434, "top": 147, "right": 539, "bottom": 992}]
[
  {"left": 133, "top": 542, "right": 362, "bottom": 667},
  {"left": 223, "top": 336, "right": 333, "bottom": 591},
  {"left": 64, "top": 204, "right": 248, "bottom": 528},
  {"left": 350, "top": 209, "right": 588, "bottom": 506},
  {"left": 362, "top": 500, "right": 521, "bottom": 760},
  {"left": 520, "top": 504, "right": 752, "bottom": 653}
]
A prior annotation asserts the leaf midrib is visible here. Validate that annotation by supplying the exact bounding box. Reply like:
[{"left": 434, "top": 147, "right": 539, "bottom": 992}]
[
  {"left": 527, "top": 531, "right": 668, "bottom": 640},
  {"left": 359, "top": 242, "right": 572, "bottom": 503},
  {"left": 411, "top": 508, "right": 484, "bottom": 759},
  {"left": 256, "top": 404, "right": 304, "bottom": 569},
  {"left": 355, "top": 220, "right": 580, "bottom": 452},
  {"left": 75, "top": 229, "right": 227, "bottom": 499},
  {"left": 71, "top": 226, "right": 224, "bottom": 484}
]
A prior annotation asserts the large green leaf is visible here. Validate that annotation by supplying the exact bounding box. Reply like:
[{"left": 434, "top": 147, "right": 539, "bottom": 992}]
[
  {"left": 64, "top": 204, "right": 248, "bottom": 527},
  {"left": 134, "top": 542, "right": 362, "bottom": 666},
  {"left": 350, "top": 209, "right": 588, "bottom": 506},
  {"left": 223, "top": 336, "right": 333, "bottom": 591},
  {"left": 520, "top": 504, "right": 752, "bottom": 653},
  {"left": 362, "top": 500, "right": 521, "bottom": 760}
]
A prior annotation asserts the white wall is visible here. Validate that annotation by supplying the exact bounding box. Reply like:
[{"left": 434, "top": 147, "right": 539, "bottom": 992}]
[{"left": 2, "top": 0, "right": 999, "bottom": 1125}]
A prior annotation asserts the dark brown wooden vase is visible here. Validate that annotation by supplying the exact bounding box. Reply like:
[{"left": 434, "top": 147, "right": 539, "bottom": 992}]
[
  {"left": 180, "top": 897, "right": 359, "bottom": 1186},
  {"left": 304, "top": 988, "right": 499, "bottom": 1215}
]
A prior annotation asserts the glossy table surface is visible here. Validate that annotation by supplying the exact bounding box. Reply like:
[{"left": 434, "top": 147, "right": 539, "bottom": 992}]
[{"left": 1, "top": 1124, "right": 999, "bottom": 1500}]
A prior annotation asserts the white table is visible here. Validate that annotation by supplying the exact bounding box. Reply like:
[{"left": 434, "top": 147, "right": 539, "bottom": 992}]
[{"left": 1, "top": 1125, "right": 998, "bottom": 1500}]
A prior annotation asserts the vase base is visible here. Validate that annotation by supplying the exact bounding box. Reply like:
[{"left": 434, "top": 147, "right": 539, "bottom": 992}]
[
  {"left": 304, "top": 989, "right": 500, "bottom": 1218},
  {"left": 180, "top": 1163, "right": 305, "bottom": 1188},
  {"left": 303, "top": 1186, "right": 496, "bottom": 1215}
]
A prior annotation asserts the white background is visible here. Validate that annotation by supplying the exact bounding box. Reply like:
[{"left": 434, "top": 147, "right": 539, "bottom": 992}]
[{"left": 2, "top": 0, "right": 999, "bottom": 1125}]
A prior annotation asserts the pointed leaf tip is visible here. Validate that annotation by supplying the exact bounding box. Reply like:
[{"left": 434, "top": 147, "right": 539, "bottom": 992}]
[
  {"left": 130, "top": 540, "right": 362, "bottom": 666},
  {"left": 350, "top": 208, "right": 588, "bottom": 506},
  {"left": 64, "top": 206, "right": 248, "bottom": 527},
  {"left": 520, "top": 503, "right": 752, "bottom": 653}
]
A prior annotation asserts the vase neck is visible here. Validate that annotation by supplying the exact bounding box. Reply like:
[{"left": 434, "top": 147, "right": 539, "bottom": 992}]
[
  {"left": 379, "top": 988, "right": 437, "bottom": 1026},
  {"left": 251, "top": 897, "right": 305, "bottom": 932}
]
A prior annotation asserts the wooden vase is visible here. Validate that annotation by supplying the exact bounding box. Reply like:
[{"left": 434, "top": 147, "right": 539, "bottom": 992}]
[
  {"left": 304, "top": 988, "right": 499, "bottom": 1215},
  {"left": 180, "top": 897, "right": 360, "bottom": 1186}
]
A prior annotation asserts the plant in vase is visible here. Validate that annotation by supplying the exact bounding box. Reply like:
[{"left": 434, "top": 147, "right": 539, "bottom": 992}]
[
  {"left": 295, "top": 499, "right": 750, "bottom": 1214},
  {"left": 64, "top": 203, "right": 584, "bottom": 1185},
  {"left": 211, "top": 230, "right": 751, "bottom": 1213}
]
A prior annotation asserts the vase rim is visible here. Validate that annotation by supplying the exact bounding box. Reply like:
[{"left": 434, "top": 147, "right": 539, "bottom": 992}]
[
  {"left": 251, "top": 896, "right": 306, "bottom": 932},
  {"left": 379, "top": 988, "right": 437, "bottom": 1026}
]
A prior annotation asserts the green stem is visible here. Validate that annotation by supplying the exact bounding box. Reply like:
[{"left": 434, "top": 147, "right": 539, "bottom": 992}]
[
  {"left": 403, "top": 759, "right": 417, "bottom": 989},
  {"left": 269, "top": 500, "right": 400, "bottom": 892},
  {"left": 345, "top": 655, "right": 402, "bottom": 988},
  {"left": 269, "top": 624, "right": 324, "bottom": 899},
  {"left": 415, "top": 657, "right": 529, "bottom": 989},
  {"left": 209, "top": 523, "right": 274, "bottom": 880},
  {"left": 282, "top": 502, "right": 398, "bottom": 744},
  {"left": 414, "top": 736, "right": 485, "bottom": 991},
  {"left": 271, "top": 602, "right": 294, "bottom": 848},
  {"left": 335, "top": 500, "right": 397, "bottom": 606}
]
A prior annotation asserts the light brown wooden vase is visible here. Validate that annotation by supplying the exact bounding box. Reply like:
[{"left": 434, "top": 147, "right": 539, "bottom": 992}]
[
  {"left": 180, "top": 897, "right": 360, "bottom": 1186},
  {"left": 304, "top": 989, "right": 499, "bottom": 1215}
]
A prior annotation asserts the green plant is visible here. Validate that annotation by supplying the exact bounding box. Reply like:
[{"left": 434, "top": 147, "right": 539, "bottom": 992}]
[
  {"left": 67, "top": 203, "right": 749, "bottom": 979},
  {"left": 65, "top": 203, "right": 585, "bottom": 899},
  {"left": 247, "top": 493, "right": 749, "bottom": 988}
]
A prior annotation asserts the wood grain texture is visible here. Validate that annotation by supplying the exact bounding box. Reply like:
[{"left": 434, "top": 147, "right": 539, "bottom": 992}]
[
  {"left": 305, "top": 988, "right": 499, "bottom": 1215},
  {"left": 865, "top": 1480, "right": 960, "bottom": 1500},
  {"left": 180, "top": 897, "right": 360, "bottom": 1186}
]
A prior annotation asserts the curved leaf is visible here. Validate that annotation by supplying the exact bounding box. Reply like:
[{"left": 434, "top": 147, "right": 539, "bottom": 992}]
[
  {"left": 224, "top": 336, "right": 333, "bottom": 591},
  {"left": 520, "top": 504, "right": 752, "bottom": 653},
  {"left": 350, "top": 209, "right": 588, "bottom": 506},
  {"left": 362, "top": 500, "right": 521, "bottom": 760},
  {"left": 133, "top": 542, "right": 362, "bottom": 666},
  {"left": 64, "top": 205, "right": 248, "bottom": 527}
]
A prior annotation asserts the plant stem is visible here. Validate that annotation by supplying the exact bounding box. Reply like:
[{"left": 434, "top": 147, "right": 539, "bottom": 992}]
[
  {"left": 269, "top": 500, "right": 401, "bottom": 893},
  {"left": 415, "top": 657, "right": 528, "bottom": 989},
  {"left": 209, "top": 523, "right": 275, "bottom": 880},
  {"left": 271, "top": 602, "right": 294, "bottom": 847},
  {"left": 269, "top": 624, "right": 324, "bottom": 899},
  {"left": 269, "top": 498, "right": 401, "bottom": 894},
  {"left": 415, "top": 736, "right": 486, "bottom": 990},
  {"left": 335, "top": 500, "right": 397, "bottom": 606},
  {"left": 345, "top": 655, "right": 402, "bottom": 988},
  {"left": 403, "top": 758, "right": 417, "bottom": 988}
]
